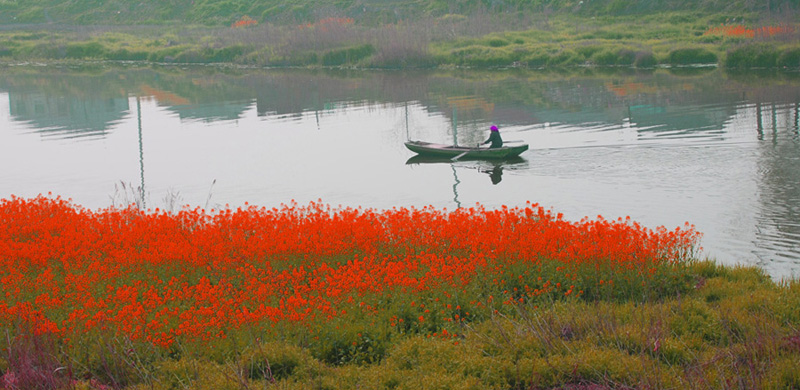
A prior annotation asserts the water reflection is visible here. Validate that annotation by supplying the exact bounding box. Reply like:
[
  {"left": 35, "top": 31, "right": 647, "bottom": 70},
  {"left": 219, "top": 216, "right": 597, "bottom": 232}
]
[
  {"left": 485, "top": 165, "right": 503, "bottom": 185},
  {"left": 755, "top": 102, "right": 800, "bottom": 274},
  {"left": 9, "top": 92, "right": 128, "bottom": 139},
  {"left": 1, "top": 65, "right": 800, "bottom": 279},
  {"left": 405, "top": 155, "right": 529, "bottom": 209},
  {"left": 2, "top": 66, "right": 786, "bottom": 144}
]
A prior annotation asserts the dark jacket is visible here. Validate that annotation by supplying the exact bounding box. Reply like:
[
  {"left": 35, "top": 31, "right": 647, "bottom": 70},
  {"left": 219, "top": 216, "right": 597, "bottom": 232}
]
[{"left": 483, "top": 131, "right": 503, "bottom": 148}]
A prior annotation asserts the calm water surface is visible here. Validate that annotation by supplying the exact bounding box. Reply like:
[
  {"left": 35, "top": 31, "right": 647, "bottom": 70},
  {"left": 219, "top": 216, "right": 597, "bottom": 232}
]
[{"left": 1, "top": 64, "right": 799, "bottom": 279}]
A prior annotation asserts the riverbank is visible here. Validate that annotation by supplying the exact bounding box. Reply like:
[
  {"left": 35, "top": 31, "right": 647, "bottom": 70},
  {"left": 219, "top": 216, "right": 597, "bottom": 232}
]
[
  {"left": 1, "top": 12, "right": 798, "bottom": 70},
  {"left": 1, "top": 196, "right": 798, "bottom": 389}
]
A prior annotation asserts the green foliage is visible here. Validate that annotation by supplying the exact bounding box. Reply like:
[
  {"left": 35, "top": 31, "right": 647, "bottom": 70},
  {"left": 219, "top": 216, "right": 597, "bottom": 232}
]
[
  {"left": 3, "top": 6, "right": 800, "bottom": 70},
  {"left": 108, "top": 48, "right": 149, "bottom": 61},
  {"left": 65, "top": 42, "right": 106, "bottom": 59},
  {"left": 310, "top": 322, "right": 390, "bottom": 365},
  {"left": 240, "top": 342, "right": 315, "bottom": 380},
  {"left": 725, "top": 43, "right": 781, "bottom": 68},
  {"left": 146, "top": 46, "right": 188, "bottom": 63},
  {"left": 0, "top": 0, "right": 791, "bottom": 26},
  {"left": 321, "top": 44, "right": 375, "bottom": 66},
  {"left": 777, "top": 47, "right": 800, "bottom": 69},
  {"left": 3, "top": 257, "right": 799, "bottom": 389},
  {"left": 634, "top": 51, "right": 657, "bottom": 67},
  {"left": 14, "top": 6, "right": 46, "bottom": 23},
  {"left": 202, "top": 44, "right": 247, "bottom": 62},
  {"left": 590, "top": 48, "right": 628, "bottom": 65},
  {"left": 666, "top": 47, "right": 718, "bottom": 65},
  {"left": 487, "top": 38, "right": 509, "bottom": 48}
]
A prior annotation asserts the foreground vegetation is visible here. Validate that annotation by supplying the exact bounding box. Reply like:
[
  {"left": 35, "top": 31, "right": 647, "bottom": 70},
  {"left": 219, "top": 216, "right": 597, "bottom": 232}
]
[{"left": 1, "top": 195, "right": 799, "bottom": 389}]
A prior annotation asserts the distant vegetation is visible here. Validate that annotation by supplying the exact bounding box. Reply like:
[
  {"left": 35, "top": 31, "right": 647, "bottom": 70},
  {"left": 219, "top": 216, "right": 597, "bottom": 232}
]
[
  {"left": 0, "top": 0, "right": 796, "bottom": 25},
  {"left": 0, "top": 1, "right": 798, "bottom": 69}
]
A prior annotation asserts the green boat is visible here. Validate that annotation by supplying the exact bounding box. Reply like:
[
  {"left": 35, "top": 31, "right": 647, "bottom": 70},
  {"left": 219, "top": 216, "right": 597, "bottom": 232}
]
[{"left": 404, "top": 140, "right": 529, "bottom": 160}]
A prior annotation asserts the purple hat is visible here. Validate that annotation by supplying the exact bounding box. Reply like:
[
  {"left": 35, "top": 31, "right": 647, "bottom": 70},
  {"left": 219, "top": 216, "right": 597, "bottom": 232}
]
[{"left": 490, "top": 125, "right": 499, "bottom": 131}]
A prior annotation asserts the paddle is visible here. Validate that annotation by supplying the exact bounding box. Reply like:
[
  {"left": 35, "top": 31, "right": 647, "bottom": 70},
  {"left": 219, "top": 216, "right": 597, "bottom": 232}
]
[{"left": 451, "top": 151, "right": 469, "bottom": 161}]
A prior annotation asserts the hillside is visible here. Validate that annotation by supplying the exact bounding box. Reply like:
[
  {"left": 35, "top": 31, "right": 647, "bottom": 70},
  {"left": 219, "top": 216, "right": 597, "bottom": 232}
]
[
  {"left": 1, "top": 0, "right": 798, "bottom": 69},
  {"left": 1, "top": 0, "right": 796, "bottom": 26}
]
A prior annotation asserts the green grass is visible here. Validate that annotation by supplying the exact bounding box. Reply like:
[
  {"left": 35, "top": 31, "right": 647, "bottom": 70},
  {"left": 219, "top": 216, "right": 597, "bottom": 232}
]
[{"left": 3, "top": 261, "right": 799, "bottom": 389}]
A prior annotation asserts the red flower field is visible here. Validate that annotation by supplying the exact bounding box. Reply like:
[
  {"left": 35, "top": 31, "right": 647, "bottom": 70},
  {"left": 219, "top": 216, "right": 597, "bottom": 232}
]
[{"left": 0, "top": 195, "right": 701, "bottom": 352}]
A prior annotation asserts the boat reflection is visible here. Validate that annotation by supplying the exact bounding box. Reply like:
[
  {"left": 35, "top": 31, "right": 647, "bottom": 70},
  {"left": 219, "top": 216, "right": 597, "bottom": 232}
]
[
  {"left": 484, "top": 165, "right": 503, "bottom": 185},
  {"left": 405, "top": 155, "right": 527, "bottom": 185}
]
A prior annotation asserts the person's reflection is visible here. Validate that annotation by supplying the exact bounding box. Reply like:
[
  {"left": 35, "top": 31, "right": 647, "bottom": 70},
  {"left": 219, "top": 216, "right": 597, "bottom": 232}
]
[{"left": 482, "top": 165, "right": 503, "bottom": 185}]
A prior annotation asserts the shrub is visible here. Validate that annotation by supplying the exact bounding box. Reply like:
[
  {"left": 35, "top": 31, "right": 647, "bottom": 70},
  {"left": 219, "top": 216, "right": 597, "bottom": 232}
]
[
  {"left": 371, "top": 45, "right": 435, "bottom": 68},
  {"left": 108, "top": 48, "right": 149, "bottom": 61},
  {"left": 241, "top": 342, "right": 314, "bottom": 381},
  {"left": 590, "top": 49, "right": 620, "bottom": 66},
  {"left": 575, "top": 45, "right": 602, "bottom": 59},
  {"left": 448, "top": 45, "right": 521, "bottom": 67},
  {"left": 725, "top": 43, "right": 780, "bottom": 68},
  {"left": 666, "top": 47, "right": 718, "bottom": 65},
  {"left": 634, "top": 51, "right": 657, "bottom": 67},
  {"left": 147, "top": 46, "right": 186, "bottom": 62},
  {"left": 14, "top": 6, "right": 46, "bottom": 23},
  {"left": 777, "top": 48, "right": 800, "bottom": 69},
  {"left": 563, "top": 51, "right": 590, "bottom": 67},
  {"left": 173, "top": 49, "right": 205, "bottom": 63},
  {"left": 65, "top": 42, "right": 106, "bottom": 59},
  {"left": 309, "top": 323, "right": 390, "bottom": 366},
  {"left": 487, "top": 38, "right": 509, "bottom": 48},
  {"left": 322, "top": 44, "right": 375, "bottom": 66},
  {"left": 201, "top": 45, "right": 247, "bottom": 62}
]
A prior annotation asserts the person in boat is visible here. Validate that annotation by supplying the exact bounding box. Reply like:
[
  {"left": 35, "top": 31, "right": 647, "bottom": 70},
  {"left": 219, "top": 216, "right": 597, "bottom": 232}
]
[{"left": 482, "top": 125, "right": 503, "bottom": 148}]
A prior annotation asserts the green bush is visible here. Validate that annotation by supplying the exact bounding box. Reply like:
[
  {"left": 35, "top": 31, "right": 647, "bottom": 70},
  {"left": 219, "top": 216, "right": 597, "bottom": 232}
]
[
  {"left": 19, "top": 42, "right": 66, "bottom": 59},
  {"left": 108, "top": 48, "right": 149, "bottom": 61},
  {"left": 590, "top": 49, "right": 620, "bottom": 65},
  {"left": 310, "top": 325, "right": 389, "bottom": 366},
  {"left": 174, "top": 49, "right": 205, "bottom": 63},
  {"left": 146, "top": 46, "right": 186, "bottom": 62},
  {"left": 65, "top": 42, "right": 106, "bottom": 59},
  {"left": 487, "top": 38, "right": 509, "bottom": 48},
  {"left": 575, "top": 45, "right": 603, "bottom": 59},
  {"left": 666, "top": 47, "right": 718, "bottom": 65},
  {"left": 522, "top": 52, "right": 550, "bottom": 67},
  {"left": 241, "top": 342, "right": 314, "bottom": 381},
  {"left": 447, "top": 45, "right": 521, "bottom": 67},
  {"left": 201, "top": 45, "right": 247, "bottom": 62},
  {"left": 777, "top": 48, "right": 800, "bottom": 69},
  {"left": 322, "top": 44, "right": 375, "bottom": 66},
  {"left": 14, "top": 6, "right": 46, "bottom": 23},
  {"left": 634, "top": 51, "right": 657, "bottom": 67},
  {"left": 725, "top": 43, "right": 780, "bottom": 69}
]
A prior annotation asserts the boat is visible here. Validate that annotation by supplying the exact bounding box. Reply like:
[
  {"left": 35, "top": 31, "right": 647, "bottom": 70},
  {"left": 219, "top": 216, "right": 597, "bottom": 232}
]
[{"left": 404, "top": 140, "right": 529, "bottom": 160}]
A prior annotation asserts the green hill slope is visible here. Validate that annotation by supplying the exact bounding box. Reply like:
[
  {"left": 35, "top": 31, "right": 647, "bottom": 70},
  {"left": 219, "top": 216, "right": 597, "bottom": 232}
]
[{"left": 1, "top": 0, "right": 796, "bottom": 26}]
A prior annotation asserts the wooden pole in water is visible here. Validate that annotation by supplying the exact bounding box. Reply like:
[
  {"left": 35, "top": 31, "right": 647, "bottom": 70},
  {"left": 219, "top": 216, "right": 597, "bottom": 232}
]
[
  {"left": 137, "top": 96, "right": 146, "bottom": 210},
  {"left": 452, "top": 107, "right": 458, "bottom": 145},
  {"left": 405, "top": 102, "right": 409, "bottom": 140}
]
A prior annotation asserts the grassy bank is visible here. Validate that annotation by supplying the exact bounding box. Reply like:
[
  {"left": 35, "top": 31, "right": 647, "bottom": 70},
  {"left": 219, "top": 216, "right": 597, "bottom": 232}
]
[
  {"left": 1, "top": 12, "right": 799, "bottom": 69},
  {"left": 1, "top": 195, "right": 799, "bottom": 389}
]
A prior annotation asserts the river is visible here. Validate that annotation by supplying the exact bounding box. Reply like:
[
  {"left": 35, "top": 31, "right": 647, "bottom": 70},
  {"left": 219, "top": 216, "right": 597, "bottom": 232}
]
[{"left": 1, "top": 63, "right": 798, "bottom": 279}]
